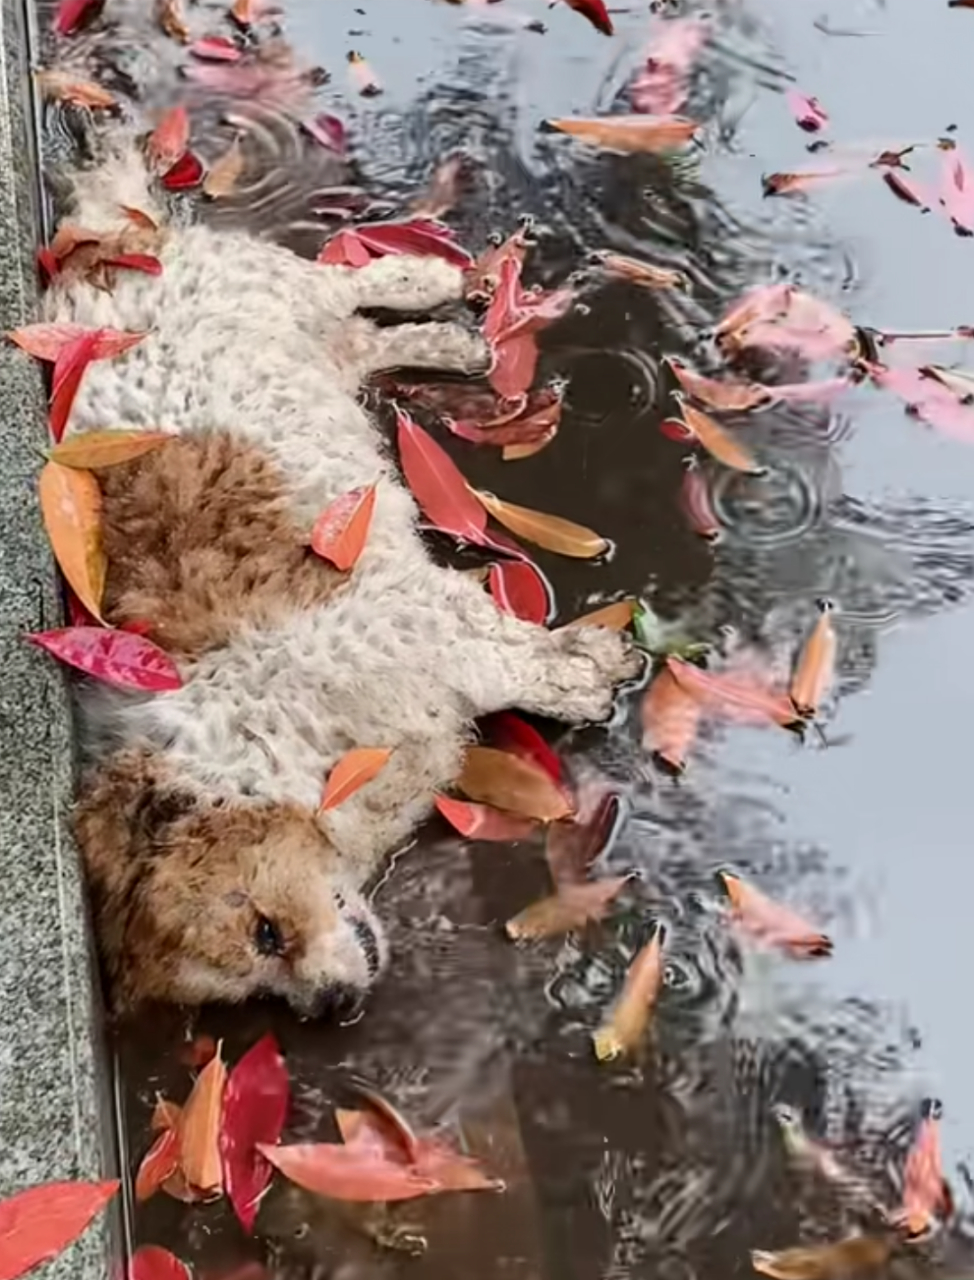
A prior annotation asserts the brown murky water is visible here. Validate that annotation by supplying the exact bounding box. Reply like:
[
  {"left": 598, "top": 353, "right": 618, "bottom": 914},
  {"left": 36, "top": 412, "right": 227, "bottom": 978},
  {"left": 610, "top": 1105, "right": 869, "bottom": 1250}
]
[{"left": 34, "top": 0, "right": 974, "bottom": 1275}]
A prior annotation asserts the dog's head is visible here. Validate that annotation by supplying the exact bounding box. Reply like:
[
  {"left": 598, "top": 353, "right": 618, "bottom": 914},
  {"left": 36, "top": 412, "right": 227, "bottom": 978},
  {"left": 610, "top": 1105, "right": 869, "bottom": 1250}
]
[{"left": 75, "top": 752, "right": 387, "bottom": 1016}]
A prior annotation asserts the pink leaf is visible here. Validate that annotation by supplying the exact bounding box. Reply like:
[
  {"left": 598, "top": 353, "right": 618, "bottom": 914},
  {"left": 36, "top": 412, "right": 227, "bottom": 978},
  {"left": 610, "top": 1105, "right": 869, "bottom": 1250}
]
[
  {"left": 488, "top": 559, "right": 552, "bottom": 624},
  {"left": 129, "top": 1247, "right": 191, "bottom": 1280},
  {"left": 37, "top": 247, "right": 60, "bottom": 286},
  {"left": 303, "top": 114, "right": 347, "bottom": 156},
  {"left": 434, "top": 795, "right": 538, "bottom": 842},
  {"left": 8, "top": 323, "right": 146, "bottom": 364},
  {"left": 317, "top": 229, "right": 373, "bottom": 267},
  {"left": 257, "top": 1142, "right": 435, "bottom": 1202},
  {"left": 50, "top": 330, "right": 100, "bottom": 442},
  {"left": 189, "top": 35, "right": 242, "bottom": 60},
  {"left": 490, "top": 334, "right": 539, "bottom": 399},
  {"left": 220, "top": 1034, "right": 290, "bottom": 1233},
  {"left": 867, "top": 362, "right": 974, "bottom": 442},
  {"left": 27, "top": 627, "right": 183, "bottom": 691},
  {"left": 162, "top": 152, "right": 204, "bottom": 191},
  {"left": 355, "top": 219, "right": 473, "bottom": 267},
  {"left": 939, "top": 146, "right": 974, "bottom": 235},
  {"left": 632, "top": 17, "right": 708, "bottom": 116},
  {"left": 54, "top": 0, "right": 100, "bottom": 35},
  {"left": 0, "top": 1181, "right": 119, "bottom": 1280},
  {"left": 785, "top": 88, "right": 829, "bottom": 133},
  {"left": 680, "top": 461, "right": 720, "bottom": 540},
  {"left": 546, "top": 785, "right": 620, "bottom": 886},
  {"left": 395, "top": 408, "right": 489, "bottom": 544}
]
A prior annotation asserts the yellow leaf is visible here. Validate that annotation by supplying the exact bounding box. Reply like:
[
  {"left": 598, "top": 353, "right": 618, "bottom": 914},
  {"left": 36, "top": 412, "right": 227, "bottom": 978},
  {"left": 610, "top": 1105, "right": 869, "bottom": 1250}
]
[
  {"left": 38, "top": 461, "right": 106, "bottom": 620},
  {"left": 472, "top": 490, "right": 608, "bottom": 559},
  {"left": 548, "top": 114, "right": 699, "bottom": 154},
  {"left": 50, "top": 430, "right": 171, "bottom": 469},
  {"left": 203, "top": 137, "right": 245, "bottom": 200},
  {"left": 457, "top": 746, "right": 572, "bottom": 821},
  {"left": 789, "top": 601, "right": 836, "bottom": 719},
  {"left": 592, "top": 927, "right": 665, "bottom": 1061},
  {"left": 320, "top": 747, "right": 392, "bottom": 811},
  {"left": 505, "top": 879, "right": 629, "bottom": 940}
]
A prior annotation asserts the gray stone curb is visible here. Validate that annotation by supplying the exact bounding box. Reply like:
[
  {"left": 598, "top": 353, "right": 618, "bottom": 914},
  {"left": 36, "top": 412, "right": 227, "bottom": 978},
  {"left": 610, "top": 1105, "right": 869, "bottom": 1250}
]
[{"left": 0, "top": 0, "right": 119, "bottom": 1274}]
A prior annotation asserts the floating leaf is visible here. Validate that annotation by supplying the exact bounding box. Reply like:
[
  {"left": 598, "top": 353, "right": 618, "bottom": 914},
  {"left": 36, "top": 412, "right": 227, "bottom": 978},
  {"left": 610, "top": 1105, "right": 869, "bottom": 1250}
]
[
  {"left": 310, "top": 484, "right": 377, "bottom": 572},
  {"left": 0, "top": 1180, "right": 118, "bottom": 1280},
  {"left": 641, "top": 664, "right": 702, "bottom": 772},
  {"left": 54, "top": 0, "right": 101, "bottom": 34},
  {"left": 302, "top": 113, "right": 346, "bottom": 157},
  {"left": 456, "top": 746, "right": 571, "bottom": 821},
  {"left": 38, "top": 462, "right": 105, "bottom": 620},
  {"left": 666, "top": 357, "right": 771, "bottom": 412},
  {"left": 257, "top": 1142, "right": 434, "bottom": 1202},
  {"left": 396, "top": 408, "right": 489, "bottom": 544},
  {"left": 506, "top": 878, "right": 629, "bottom": 939},
  {"left": 28, "top": 628, "right": 183, "bottom": 692},
  {"left": 564, "top": 0, "right": 613, "bottom": 34},
  {"left": 763, "top": 168, "right": 850, "bottom": 197},
  {"left": 50, "top": 430, "right": 170, "bottom": 469},
  {"left": 320, "top": 747, "right": 392, "bottom": 811},
  {"left": 347, "top": 50, "right": 382, "bottom": 97},
  {"left": 483, "top": 711, "right": 563, "bottom": 785},
  {"left": 546, "top": 787, "right": 619, "bottom": 886},
  {"left": 488, "top": 559, "right": 551, "bottom": 624},
  {"left": 466, "top": 229, "right": 529, "bottom": 302},
  {"left": 866, "top": 362, "right": 974, "bottom": 442},
  {"left": 751, "top": 1237, "right": 890, "bottom": 1280},
  {"left": 790, "top": 601, "right": 836, "bottom": 718},
  {"left": 667, "top": 657, "right": 796, "bottom": 728},
  {"left": 592, "top": 925, "right": 665, "bottom": 1061},
  {"left": 920, "top": 364, "right": 974, "bottom": 400},
  {"left": 564, "top": 599, "right": 636, "bottom": 631},
  {"left": 148, "top": 105, "right": 190, "bottom": 172},
  {"left": 883, "top": 168, "right": 933, "bottom": 209},
  {"left": 36, "top": 70, "right": 116, "bottom": 108},
  {"left": 179, "top": 1044, "right": 227, "bottom": 1194},
  {"left": 720, "top": 871, "right": 833, "bottom": 958},
  {"left": 472, "top": 490, "right": 608, "bottom": 559},
  {"left": 895, "top": 1103, "right": 951, "bottom": 1237},
  {"left": 786, "top": 88, "right": 829, "bottom": 132},
  {"left": 631, "top": 17, "right": 708, "bottom": 116},
  {"left": 135, "top": 1128, "right": 181, "bottom": 1202},
  {"left": 940, "top": 145, "right": 974, "bottom": 235},
  {"left": 220, "top": 1034, "right": 290, "bottom": 1233},
  {"left": 717, "top": 284, "right": 855, "bottom": 360},
  {"left": 355, "top": 219, "right": 472, "bottom": 268},
  {"left": 667, "top": 399, "right": 764, "bottom": 474},
  {"left": 129, "top": 1246, "right": 191, "bottom": 1280},
  {"left": 163, "top": 152, "right": 205, "bottom": 191},
  {"left": 50, "top": 330, "right": 101, "bottom": 441},
  {"left": 548, "top": 114, "right": 699, "bottom": 154},
  {"left": 434, "top": 795, "right": 538, "bottom": 842},
  {"left": 203, "top": 136, "right": 245, "bottom": 198},
  {"left": 596, "top": 252, "right": 688, "bottom": 291},
  {"left": 680, "top": 459, "right": 721, "bottom": 541}
]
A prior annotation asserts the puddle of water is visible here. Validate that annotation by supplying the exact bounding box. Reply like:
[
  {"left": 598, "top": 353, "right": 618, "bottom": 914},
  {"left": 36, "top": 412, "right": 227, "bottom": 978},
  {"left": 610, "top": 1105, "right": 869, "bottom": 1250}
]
[{"left": 32, "top": 0, "right": 974, "bottom": 1274}]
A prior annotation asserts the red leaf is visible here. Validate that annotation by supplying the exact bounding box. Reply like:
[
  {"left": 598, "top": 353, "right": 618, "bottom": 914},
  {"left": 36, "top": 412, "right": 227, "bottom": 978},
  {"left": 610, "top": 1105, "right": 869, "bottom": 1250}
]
[
  {"left": 50, "top": 330, "right": 100, "bottom": 442},
  {"left": 564, "top": 0, "right": 613, "bottom": 34},
  {"left": 483, "top": 711, "right": 563, "bottom": 784},
  {"left": 0, "top": 1180, "right": 119, "bottom": 1280},
  {"left": 8, "top": 323, "right": 146, "bottom": 364},
  {"left": 785, "top": 88, "right": 829, "bottom": 133},
  {"left": 104, "top": 254, "right": 163, "bottom": 276},
  {"left": 337, "top": 1106, "right": 499, "bottom": 1194},
  {"left": 257, "top": 1142, "right": 435, "bottom": 1202},
  {"left": 395, "top": 407, "right": 489, "bottom": 544},
  {"left": 189, "top": 35, "right": 242, "bottom": 60},
  {"left": 37, "top": 247, "right": 60, "bottom": 286},
  {"left": 54, "top": 0, "right": 101, "bottom": 35},
  {"left": 162, "top": 152, "right": 204, "bottom": 191},
  {"left": 27, "top": 627, "right": 183, "bottom": 692},
  {"left": 303, "top": 114, "right": 347, "bottom": 157},
  {"left": 434, "top": 794, "right": 538, "bottom": 842},
  {"left": 65, "top": 590, "right": 100, "bottom": 629},
  {"left": 129, "top": 1247, "right": 190, "bottom": 1280},
  {"left": 355, "top": 219, "right": 472, "bottom": 268},
  {"left": 660, "top": 417, "right": 694, "bottom": 441},
  {"left": 148, "top": 106, "right": 190, "bottom": 172},
  {"left": 490, "top": 335, "right": 539, "bottom": 400},
  {"left": 316, "top": 229, "right": 373, "bottom": 267},
  {"left": 220, "top": 1034, "right": 290, "bottom": 1233},
  {"left": 488, "top": 559, "right": 552, "bottom": 624},
  {"left": 311, "top": 484, "right": 377, "bottom": 571}
]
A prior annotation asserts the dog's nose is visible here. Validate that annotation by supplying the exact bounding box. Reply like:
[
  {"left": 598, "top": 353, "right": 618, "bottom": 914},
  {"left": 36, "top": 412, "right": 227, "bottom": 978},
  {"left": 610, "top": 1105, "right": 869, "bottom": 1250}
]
[{"left": 320, "top": 982, "right": 365, "bottom": 1021}]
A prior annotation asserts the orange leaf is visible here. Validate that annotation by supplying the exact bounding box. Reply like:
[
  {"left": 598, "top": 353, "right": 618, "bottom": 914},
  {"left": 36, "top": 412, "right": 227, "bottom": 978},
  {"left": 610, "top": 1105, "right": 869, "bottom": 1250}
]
[
  {"left": 592, "top": 926, "right": 665, "bottom": 1061},
  {"left": 641, "top": 665, "right": 702, "bottom": 772},
  {"left": 671, "top": 398, "right": 764, "bottom": 474},
  {"left": 666, "top": 357, "right": 771, "bottom": 413},
  {"left": 897, "top": 1104, "right": 951, "bottom": 1236},
  {"left": 720, "top": 871, "right": 832, "bottom": 958},
  {"left": 50, "top": 430, "right": 171, "bottom": 469},
  {"left": 666, "top": 656, "right": 796, "bottom": 728},
  {"left": 257, "top": 1142, "right": 434, "bottom": 1202},
  {"left": 135, "top": 1127, "right": 180, "bottom": 1202},
  {"left": 0, "top": 1180, "right": 119, "bottom": 1280},
  {"left": 151, "top": 1098, "right": 182, "bottom": 1132},
  {"left": 36, "top": 70, "right": 117, "bottom": 109},
  {"left": 158, "top": 0, "right": 190, "bottom": 41},
  {"left": 456, "top": 746, "right": 572, "bottom": 821},
  {"left": 203, "top": 136, "right": 245, "bottom": 199},
  {"left": 434, "top": 795, "right": 538, "bottom": 842},
  {"left": 548, "top": 114, "right": 699, "bottom": 153},
  {"left": 148, "top": 106, "right": 190, "bottom": 172},
  {"left": 472, "top": 490, "right": 608, "bottom": 559},
  {"left": 563, "top": 599, "right": 636, "bottom": 631},
  {"left": 597, "top": 252, "right": 688, "bottom": 291},
  {"left": 310, "top": 484, "right": 377, "bottom": 571},
  {"left": 178, "top": 1043, "right": 227, "bottom": 1193},
  {"left": 38, "top": 461, "right": 106, "bottom": 621},
  {"left": 120, "top": 206, "right": 159, "bottom": 231},
  {"left": 789, "top": 601, "right": 836, "bottom": 719},
  {"left": 750, "top": 1237, "right": 890, "bottom": 1280},
  {"left": 319, "top": 747, "right": 392, "bottom": 811},
  {"left": 505, "top": 878, "right": 629, "bottom": 939}
]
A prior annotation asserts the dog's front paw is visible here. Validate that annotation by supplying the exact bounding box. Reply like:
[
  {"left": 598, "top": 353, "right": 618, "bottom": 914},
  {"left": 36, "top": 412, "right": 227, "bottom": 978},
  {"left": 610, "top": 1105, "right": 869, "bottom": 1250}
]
[
  {"left": 429, "top": 323, "right": 492, "bottom": 376},
  {"left": 533, "top": 626, "right": 644, "bottom": 724}
]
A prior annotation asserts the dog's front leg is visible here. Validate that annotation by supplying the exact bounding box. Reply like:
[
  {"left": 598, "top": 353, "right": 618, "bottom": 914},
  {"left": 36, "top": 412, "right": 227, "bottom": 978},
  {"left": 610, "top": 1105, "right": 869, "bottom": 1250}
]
[
  {"left": 346, "top": 320, "right": 491, "bottom": 382},
  {"left": 333, "top": 254, "right": 469, "bottom": 314}
]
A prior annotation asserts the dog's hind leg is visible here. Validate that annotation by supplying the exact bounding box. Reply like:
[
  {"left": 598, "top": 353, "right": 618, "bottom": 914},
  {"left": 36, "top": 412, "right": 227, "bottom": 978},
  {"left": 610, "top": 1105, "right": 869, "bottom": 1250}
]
[{"left": 339, "top": 319, "right": 491, "bottom": 383}]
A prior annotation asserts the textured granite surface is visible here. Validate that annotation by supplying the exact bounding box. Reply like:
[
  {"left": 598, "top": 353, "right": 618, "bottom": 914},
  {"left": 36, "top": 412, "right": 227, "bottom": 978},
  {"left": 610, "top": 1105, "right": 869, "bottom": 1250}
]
[{"left": 0, "top": 0, "right": 119, "bottom": 1272}]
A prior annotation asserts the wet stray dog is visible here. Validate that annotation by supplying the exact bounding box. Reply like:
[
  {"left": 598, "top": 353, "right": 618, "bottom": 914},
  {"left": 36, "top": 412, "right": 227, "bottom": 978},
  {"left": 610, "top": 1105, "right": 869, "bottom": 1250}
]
[{"left": 48, "top": 130, "right": 640, "bottom": 1017}]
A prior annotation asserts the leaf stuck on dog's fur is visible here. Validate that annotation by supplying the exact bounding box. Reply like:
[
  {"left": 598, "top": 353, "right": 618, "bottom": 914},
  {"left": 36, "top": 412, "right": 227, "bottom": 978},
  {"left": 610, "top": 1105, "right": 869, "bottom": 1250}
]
[
  {"left": 147, "top": 106, "right": 190, "bottom": 172},
  {"left": 179, "top": 1043, "right": 227, "bottom": 1194},
  {"left": 488, "top": 559, "right": 551, "bottom": 624},
  {"left": 8, "top": 323, "right": 148, "bottom": 364},
  {"left": 50, "top": 430, "right": 170, "bottom": 469},
  {"left": 27, "top": 628, "right": 184, "bottom": 692},
  {"left": 320, "top": 747, "right": 393, "bottom": 811},
  {"left": 220, "top": 1034, "right": 290, "bottom": 1233},
  {"left": 50, "top": 330, "right": 102, "bottom": 441},
  {"left": 38, "top": 462, "right": 106, "bottom": 621},
  {"left": 457, "top": 746, "right": 571, "bottom": 821},
  {"left": 310, "top": 484, "right": 377, "bottom": 572}
]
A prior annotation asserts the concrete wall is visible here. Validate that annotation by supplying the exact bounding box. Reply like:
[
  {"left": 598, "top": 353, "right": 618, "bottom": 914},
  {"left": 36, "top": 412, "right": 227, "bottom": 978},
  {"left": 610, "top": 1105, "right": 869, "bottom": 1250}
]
[{"left": 0, "top": 0, "right": 118, "bottom": 1273}]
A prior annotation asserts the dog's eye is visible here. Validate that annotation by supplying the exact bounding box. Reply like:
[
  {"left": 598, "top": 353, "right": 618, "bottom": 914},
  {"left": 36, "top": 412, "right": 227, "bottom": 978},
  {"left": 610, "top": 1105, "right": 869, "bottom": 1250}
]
[{"left": 254, "top": 914, "right": 285, "bottom": 957}]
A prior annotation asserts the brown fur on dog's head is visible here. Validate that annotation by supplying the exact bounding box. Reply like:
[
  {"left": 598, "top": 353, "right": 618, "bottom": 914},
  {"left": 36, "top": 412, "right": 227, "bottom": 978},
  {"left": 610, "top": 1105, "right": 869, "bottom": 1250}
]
[{"left": 74, "top": 750, "right": 386, "bottom": 1016}]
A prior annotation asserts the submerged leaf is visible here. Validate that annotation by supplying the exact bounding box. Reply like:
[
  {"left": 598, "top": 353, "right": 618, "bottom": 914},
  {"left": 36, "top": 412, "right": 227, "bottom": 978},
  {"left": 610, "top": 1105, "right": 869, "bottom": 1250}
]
[
  {"left": 179, "top": 1045, "right": 227, "bottom": 1193},
  {"left": 680, "top": 459, "right": 721, "bottom": 541},
  {"left": 27, "top": 628, "right": 183, "bottom": 692},
  {"left": 320, "top": 748, "right": 392, "bottom": 811},
  {"left": 751, "top": 1237, "right": 890, "bottom": 1280},
  {"left": 0, "top": 1181, "right": 119, "bottom": 1280},
  {"left": 546, "top": 787, "right": 620, "bottom": 886},
  {"left": 548, "top": 114, "right": 699, "bottom": 154},
  {"left": 38, "top": 462, "right": 105, "bottom": 621},
  {"left": 939, "top": 145, "right": 974, "bottom": 235},
  {"left": 456, "top": 746, "right": 571, "bottom": 821},
  {"left": 666, "top": 656, "right": 795, "bottom": 727},
  {"left": 434, "top": 795, "right": 538, "bottom": 842},
  {"left": 632, "top": 17, "right": 708, "bottom": 116},
  {"left": 720, "top": 871, "right": 833, "bottom": 958},
  {"left": 203, "top": 136, "right": 245, "bottom": 198},
  {"left": 896, "top": 1104, "right": 951, "bottom": 1237},
  {"left": 506, "top": 878, "right": 629, "bottom": 939},
  {"left": 310, "top": 484, "right": 377, "bottom": 572},
  {"left": 593, "top": 926, "right": 666, "bottom": 1061},
  {"left": 596, "top": 252, "right": 688, "bottom": 291},
  {"left": 483, "top": 711, "right": 563, "bottom": 784},
  {"left": 220, "top": 1034, "right": 290, "bottom": 1233},
  {"left": 473, "top": 490, "right": 608, "bottom": 558}
]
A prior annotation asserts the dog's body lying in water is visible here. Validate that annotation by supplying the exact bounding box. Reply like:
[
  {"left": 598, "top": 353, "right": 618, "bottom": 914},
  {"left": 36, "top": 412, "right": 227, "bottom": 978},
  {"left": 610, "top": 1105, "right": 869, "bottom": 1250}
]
[{"left": 50, "top": 131, "right": 640, "bottom": 1017}]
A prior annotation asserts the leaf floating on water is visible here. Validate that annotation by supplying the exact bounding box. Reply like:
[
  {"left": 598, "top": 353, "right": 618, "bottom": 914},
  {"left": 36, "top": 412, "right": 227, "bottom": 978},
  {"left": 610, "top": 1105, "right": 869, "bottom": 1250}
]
[
  {"left": 895, "top": 1102, "right": 952, "bottom": 1237},
  {"left": 179, "top": 1044, "right": 227, "bottom": 1194},
  {"left": 488, "top": 559, "right": 551, "bottom": 624},
  {"left": 28, "top": 627, "right": 183, "bottom": 692},
  {"left": 457, "top": 746, "right": 571, "bottom": 821},
  {"left": 157, "top": 0, "right": 190, "bottom": 41},
  {"left": 546, "top": 786, "right": 619, "bottom": 886},
  {"left": 641, "top": 664, "right": 702, "bottom": 772},
  {"left": 666, "top": 656, "right": 795, "bottom": 727},
  {"left": 564, "top": 599, "right": 636, "bottom": 631},
  {"left": 882, "top": 169, "right": 933, "bottom": 209},
  {"left": 484, "top": 711, "right": 563, "bottom": 785},
  {"left": 203, "top": 136, "right": 245, "bottom": 198},
  {"left": 790, "top": 600, "right": 836, "bottom": 718},
  {"left": 257, "top": 1141, "right": 434, "bottom": 1202},
  {"left": 50, "top": 430, "right": 170, "bottom": 469},
  {"left": 751, "top": 1237, "right": 890, "bottom": 1280},
  {"left": 355, "top": 218, "right": 472, "bottom": 268},
  {"left": 785, "top": 88, "right": 829, "bottom": 133},
  {"left": 147, "top": 105, "right": 190, "bottom": 172},
  {"left": 720, "top": 871, "right": 833, "bottom": 958},
  {"left": 302, "top": 113, "right": 347, "bottom": 157},
  {"left": 548, "top": 114, "right": 699, "bottom": 154},
  {"left": 53, "top": 0, "right": 101, "bottom": 35},
  {"left": 596, "top": 252, "right": 688, "bottom": 291},
  {"left": 466, "top": 228, "right": 530, "bottom": 302},
  {"left": 220, "top": 1034, "right": 290, "bottom": 1233},
  {"left": 0, "top": 1180, "right": 119, "bottom": 1280},
  {"left": 593, "top": 925, "right": 666, "bottom": 1061},
  {"left": 506, "top": 878, "right": 629, "bottom": 939},
  {"left": 939, "top": 145, "right": 974, "bottom": 235},
  {"left": 320, "top": 748, "right": 392, "bottom": 811},
  {"left": 920, "top": 364, "right": 974, "bottom": 399},
  {"left": 311, "top": 484, "right": 377, "bottom": 572},
  {"left": 36, "top": 69, "right": 116, "bottom": 108},
  {"left": 669, "top": 399, "right": 765, "bottom": 475},
  {"left": 866, "top": 362, "right": 974, "bottom": 442},
  {"left": 631, "top": 17, "right": 708, "bottom": 116},
  {"left": 472, "top": 490, "right": 608, "bottom": 559},
  {"left": 434, "top": 795, "right": 538, "bottom": 842},
  {"left": 396, "top": 408, "right": 489, "bottom": 544},
  {"left": 666, "top": 357, "right": 771, "bottom": 412},
  {"left": 410, "top": 155, "right": 465, "bottom": 220},
  {"left": 563, "top": 0, "right": 613, "bottom": 35},
  {"left": 763, "top": 168, "right": 850, "bottom": 197},
  {"left": 717, "top": 284, "right": 856, "bottom": 361},
  {"left": 163, "top": 151, "right": 205, "bottom": 191},
  {"left": 680, "top": 459, "right": 721, "bottom": 541},
  {"left": 129, "top": 1246, "right": 191, "bottom": 1280},
  {"left": 135, "top": 1127, "right": 181, "bottom": 1202},
  {"left": 38, "top": 462, "right": 105, "bottom": 620},
  {"left": 347, "top": 50, "right": 382, "bottom": 96}
]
